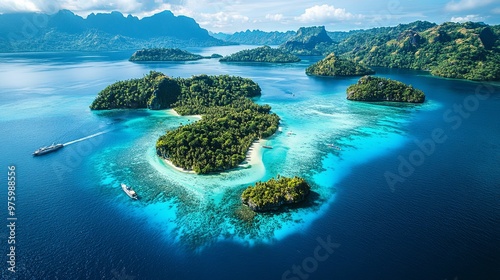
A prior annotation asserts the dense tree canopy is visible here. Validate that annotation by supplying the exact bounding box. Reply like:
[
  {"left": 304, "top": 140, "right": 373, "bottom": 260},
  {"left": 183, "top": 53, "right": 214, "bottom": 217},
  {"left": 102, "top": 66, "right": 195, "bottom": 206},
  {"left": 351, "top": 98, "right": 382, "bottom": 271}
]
[
  {"left": 306, "top": 53, "right": 375, "bottom": 77},
  {"left": 346, "top": 76, "right": 425, "bottom": 103},
  {"left": 156, "top": 74, "right": 279, "bottom": 174},
  {"left": 89, "top": 71, "right": 180, "bottom": 110},
  {"left": 130, "top": 48, "right": 204, "bottom": 61},
  {"left": 90, "top": 71, "right": 280, "bottom": 174},
  {"left": 241, "top": 176, "right": 310, "bottom": 212},
  {"left": 220, "top": 46, "right": 300, "bottom": 63},
  {"left": 335, "top": 21, "right": 500, "bottom": 81},
  {"left": 129, "top": 48, "right": 222, "bottom": 61}
]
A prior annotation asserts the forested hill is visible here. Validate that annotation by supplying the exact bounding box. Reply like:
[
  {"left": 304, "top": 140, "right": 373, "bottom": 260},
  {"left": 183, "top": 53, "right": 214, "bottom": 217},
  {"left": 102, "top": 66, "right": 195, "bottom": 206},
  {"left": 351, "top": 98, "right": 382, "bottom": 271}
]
[
  {"left": 306, "top": 53, "right": 374, "bottom": 77},
  {"left": 333, "top": 21, "right": 500, "bottom": 81},
  {"left": 0, "top": 9, "right": 226, "bottom": 52},
  {"left": 211, "top": 29, "right": 357, "bottom": 46},
  {"left": 211, "top": 30, "right": 296, "bottom": 45},
  {"left": 280, "top": 26, "right": 334, "bottom": 55},
  {"left": 220, "top": 46, "right": 300, "bottom": 63}
]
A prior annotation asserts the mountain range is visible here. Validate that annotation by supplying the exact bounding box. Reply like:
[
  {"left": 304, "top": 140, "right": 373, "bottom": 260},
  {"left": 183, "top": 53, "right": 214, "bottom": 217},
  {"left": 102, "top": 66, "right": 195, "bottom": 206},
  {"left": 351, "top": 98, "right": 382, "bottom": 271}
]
[{"left": 0, "top": 10, "right": 226, "bottom": 52}]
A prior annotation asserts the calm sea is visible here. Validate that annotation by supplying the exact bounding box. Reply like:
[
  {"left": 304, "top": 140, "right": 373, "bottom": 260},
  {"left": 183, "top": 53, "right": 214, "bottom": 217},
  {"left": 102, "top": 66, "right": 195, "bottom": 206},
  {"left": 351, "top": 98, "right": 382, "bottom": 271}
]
[{"left": 0, "top": 47, "right": 499, "bottom": 280}]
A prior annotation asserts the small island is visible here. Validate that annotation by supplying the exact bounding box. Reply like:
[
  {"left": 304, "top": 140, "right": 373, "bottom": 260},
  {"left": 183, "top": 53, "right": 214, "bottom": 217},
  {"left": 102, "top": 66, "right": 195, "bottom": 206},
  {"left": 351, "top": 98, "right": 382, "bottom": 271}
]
[
  {"left": 90, "top": 71, "right": 280, "bottom": 174},
  {"left": 346, "top": 76, "right": 425, "bottom": 103},
  {"left": 241, "top": 176, "right": 310, "bottom": 212},
  {"left": 306, "top": 53, "right": 375, "bottom": 77},
  {"left": 129, "top": 48, "right": 222, "bottom": 61},
  {"left": 219, "top": 45, "right": 300, "bottom": 63}
]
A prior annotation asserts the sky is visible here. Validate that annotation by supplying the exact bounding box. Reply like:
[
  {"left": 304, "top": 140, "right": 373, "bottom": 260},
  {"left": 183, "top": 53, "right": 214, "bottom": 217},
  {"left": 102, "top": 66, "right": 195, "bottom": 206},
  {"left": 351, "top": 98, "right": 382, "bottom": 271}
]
[{"left": 0, "top": 0, "right": 499, "bottom": 33}]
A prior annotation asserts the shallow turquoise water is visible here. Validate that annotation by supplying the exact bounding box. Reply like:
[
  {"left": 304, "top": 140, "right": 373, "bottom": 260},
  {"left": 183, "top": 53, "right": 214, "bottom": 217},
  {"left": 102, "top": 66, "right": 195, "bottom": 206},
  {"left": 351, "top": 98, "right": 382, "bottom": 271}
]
[{"left": 0, "top": 48, "right": 499, "bottom": 279}]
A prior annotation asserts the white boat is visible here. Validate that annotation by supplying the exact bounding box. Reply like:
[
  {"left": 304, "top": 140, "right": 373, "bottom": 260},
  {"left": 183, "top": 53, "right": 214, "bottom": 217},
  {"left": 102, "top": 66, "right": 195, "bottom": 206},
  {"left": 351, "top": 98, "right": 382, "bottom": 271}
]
[
  {"left": 121, "top": 183, "right": 138, "bottom": 200},
  {"left": 33, "top": 143, "right": 64, "bottom": 156}
]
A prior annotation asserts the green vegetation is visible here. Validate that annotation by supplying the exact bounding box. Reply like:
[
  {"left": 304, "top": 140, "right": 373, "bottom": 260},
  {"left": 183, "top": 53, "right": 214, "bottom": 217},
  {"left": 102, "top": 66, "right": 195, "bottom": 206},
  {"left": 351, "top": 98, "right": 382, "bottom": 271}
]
[
  {"left": 89, "top": 71, "right": 181, "bottom": 110},
  {"left": 306, "top": 53, "right": 375, "bottom": 77},
  {"left": 129, "top": 48, "right": 223, "bottom": 61},
  {"left": 241, "top": 176, "right": 310, "bottom": 212},
  {"left": 220, "top": 46, "right": 300, "bottom": 63},
  {"left": 346, "top": 76, "right": 425, "bottom": 103},
  {"left": 90, "top": 71, "right": 280, "bottom": 174},
  {"left": 130, "top": 48, "right": 204, "bottom": 61},
  {"left": 280, "top": 26, "right": 334, "bottom": 56},
  {"left": 0, "top": 10, "right": 227, "bottom": 52},
  {"left": 156, "top": 74, "right": 279, "bottom": 173},
  {"left": 278, "top": 21, "right": 499, "bottom": 81},
  {"left": 335, "top": 21, "right": 500, "bottom": 81}
]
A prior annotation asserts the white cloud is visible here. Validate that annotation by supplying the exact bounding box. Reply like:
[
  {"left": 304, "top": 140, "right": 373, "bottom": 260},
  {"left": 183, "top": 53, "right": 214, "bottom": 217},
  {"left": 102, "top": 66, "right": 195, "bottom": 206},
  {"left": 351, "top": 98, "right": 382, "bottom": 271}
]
[
  {"left": 295, "top": 4, "right": 360, "bottom": 23},
  {"left": 197, "top": 11, "right": 249, "bottom": 29},
  {"left": 493, "top": 8, "right": 500, "bottom": 14},
  {"left": 0, "top": 0, "right": 41, "bottom": 13},
  {"left": 265, "top": 13, "right": 284, "bottom": 21},
  {"left": 450, "top": 14, "right": 485, "bottom": 22},
  {"left": 445, "top": 0, "right": 493, "bottom": 12}
]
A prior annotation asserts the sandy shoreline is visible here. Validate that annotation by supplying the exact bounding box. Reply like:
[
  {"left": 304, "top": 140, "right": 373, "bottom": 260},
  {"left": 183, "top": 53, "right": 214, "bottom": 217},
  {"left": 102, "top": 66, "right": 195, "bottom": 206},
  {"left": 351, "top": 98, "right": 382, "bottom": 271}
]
[
  {"left": 166, "top": 108, "right": 201, "bottom": 119},
  {"left": 162, "top": 139, "right": 264, "bottom": 175},
  {"left": 162, "top": 158, "right": 197, "bottom": 174}
]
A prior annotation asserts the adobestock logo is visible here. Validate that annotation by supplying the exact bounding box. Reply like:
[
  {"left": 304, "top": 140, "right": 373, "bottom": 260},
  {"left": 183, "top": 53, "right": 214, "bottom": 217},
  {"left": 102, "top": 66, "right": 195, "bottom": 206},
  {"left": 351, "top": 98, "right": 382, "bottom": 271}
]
[
  {"left": 385, "top": 83, "right": 495, "bottom": 191},
  {"left": 282, "top": 235, "right": 340, "bottom": 280}
]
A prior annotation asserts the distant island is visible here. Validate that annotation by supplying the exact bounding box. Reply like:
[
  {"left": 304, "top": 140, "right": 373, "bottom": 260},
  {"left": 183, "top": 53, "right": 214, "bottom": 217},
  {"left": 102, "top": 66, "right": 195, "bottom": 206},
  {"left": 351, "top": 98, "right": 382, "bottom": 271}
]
[
  {"left": 277, "top": 21, "right": 500, "bottom": 81},
  {"left": 241, "top": 176, "right": 311, "bottom": 212},
  {"left": 220, "top": 46, "right": 300, "bottom": 63},
  {"left": 346, "top": 76, "right": 425, "bottom": 103},
  {"left": 306, "top": 53, "right": 375, "bottom": 77},
  {"left": 334, "top": 21, "right": 500, "bottom": 81},
  {"left": 129, "top": 48, "right": 222, "bottom": 61},
  {"left": 90, "top": 71, "right": 280, "bottom": 174}
]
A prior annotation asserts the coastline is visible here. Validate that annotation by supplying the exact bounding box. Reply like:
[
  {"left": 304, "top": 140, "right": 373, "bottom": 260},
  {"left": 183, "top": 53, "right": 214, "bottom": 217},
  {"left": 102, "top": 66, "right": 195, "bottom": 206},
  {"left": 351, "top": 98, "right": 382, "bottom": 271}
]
[
  {"left": 161, "top": 139, "right": 265, "bottom": 175},
  {"left": 162, "top": 158, "right": 197, "bottom": 174},
  {"left": 166, "top": 108, "right": 202, "bottom": 119},
  {"left": 241, "top": 139, "right": 264, "bottom": 170}
]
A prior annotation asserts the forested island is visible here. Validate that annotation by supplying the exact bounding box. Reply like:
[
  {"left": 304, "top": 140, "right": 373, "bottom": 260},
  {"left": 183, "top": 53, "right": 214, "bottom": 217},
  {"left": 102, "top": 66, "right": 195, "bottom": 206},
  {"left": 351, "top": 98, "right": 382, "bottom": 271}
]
[
  {"left": 129, "top": 48, "right": 222, "bottom": 61},
  {"left": 346, "top": 76, "right": 425, "bottom": 103},
  {"left": 241, "top": 176, "right": 311, "bottom": 212},
  {"left": 306, "top": 53, "right": 375, "bottom": 77},
  {"left": 278, "top": 21, "right": 500, "bottom": 81},
  {"left": 220, "top": 46, "right": 300, "bottom": 63},
  {"left": 90, "top": 71, "right": 280, "bottom": 174},
  {"left": 334, "top": 21, "right": 500, "bottom": 81}
]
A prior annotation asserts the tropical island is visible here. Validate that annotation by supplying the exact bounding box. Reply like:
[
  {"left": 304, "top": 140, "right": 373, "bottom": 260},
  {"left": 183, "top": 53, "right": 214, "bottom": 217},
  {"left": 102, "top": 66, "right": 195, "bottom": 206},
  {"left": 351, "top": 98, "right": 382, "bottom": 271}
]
[
  {"left": 306, "top": 53, "right": 375, "bottom": 77},
  {"left": 241, "top": 176, "right": 311, "bottom": 212},
  {"left": 129, "top": 48, "right": 222, "bottom": 61},
  {"left": 219, "top": 45, "right": 300, "bottom": 63},
  {"left": 333, "top": 21, "right": 500, "bottom": 81},
  {"left": 346, "top": 76, "right": 425, "bottom": 103},
  {"left": 90, "top": 71, "right": 280, "bottom": 174}
]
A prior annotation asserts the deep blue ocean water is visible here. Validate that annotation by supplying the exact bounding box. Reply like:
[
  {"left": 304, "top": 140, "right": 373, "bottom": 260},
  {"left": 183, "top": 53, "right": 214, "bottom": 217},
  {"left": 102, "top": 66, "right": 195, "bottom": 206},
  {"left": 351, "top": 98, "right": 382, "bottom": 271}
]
[{"left": 0, "top": 47, "right": 499, "bottom": 280}]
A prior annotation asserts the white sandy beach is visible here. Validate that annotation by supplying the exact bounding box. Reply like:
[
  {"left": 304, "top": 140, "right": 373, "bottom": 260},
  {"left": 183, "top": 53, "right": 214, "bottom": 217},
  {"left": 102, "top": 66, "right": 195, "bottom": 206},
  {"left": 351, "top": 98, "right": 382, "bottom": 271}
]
[
  {"left": 162, "top": 158, "right": 197, "bottom": 174},
  {"left": 242, "top": 139, "right": 264, "bottom": 169},
  {"left": 165, "top": 108, "right": 202, "bottom": 120},
  {"left": 162, "top": 139, "right": 264, "bottom": 175}
]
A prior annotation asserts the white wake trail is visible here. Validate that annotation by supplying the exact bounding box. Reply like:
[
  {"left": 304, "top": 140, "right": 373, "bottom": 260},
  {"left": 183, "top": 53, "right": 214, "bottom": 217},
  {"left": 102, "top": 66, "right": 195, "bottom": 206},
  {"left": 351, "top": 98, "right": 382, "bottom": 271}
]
[{"left": 63, "top": 129, "right": 111, "bottom": 146}]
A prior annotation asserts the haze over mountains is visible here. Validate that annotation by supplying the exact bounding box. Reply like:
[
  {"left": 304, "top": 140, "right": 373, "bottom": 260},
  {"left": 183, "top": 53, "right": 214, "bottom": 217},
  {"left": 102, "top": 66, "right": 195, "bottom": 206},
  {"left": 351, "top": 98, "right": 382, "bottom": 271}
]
[
  {"left": 1, "top": 9, "right": 499, "bottom": 81},
  {"left": 0, "top": 9, "right": 225, "bottom": 52}
]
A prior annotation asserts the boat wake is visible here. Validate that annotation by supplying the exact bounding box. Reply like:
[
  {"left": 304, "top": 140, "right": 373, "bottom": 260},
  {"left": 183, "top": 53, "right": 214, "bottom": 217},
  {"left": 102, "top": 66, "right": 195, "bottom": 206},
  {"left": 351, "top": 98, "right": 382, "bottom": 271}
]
[{"left": 63, "top": 129, "right": 112, "bottom": 146}]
